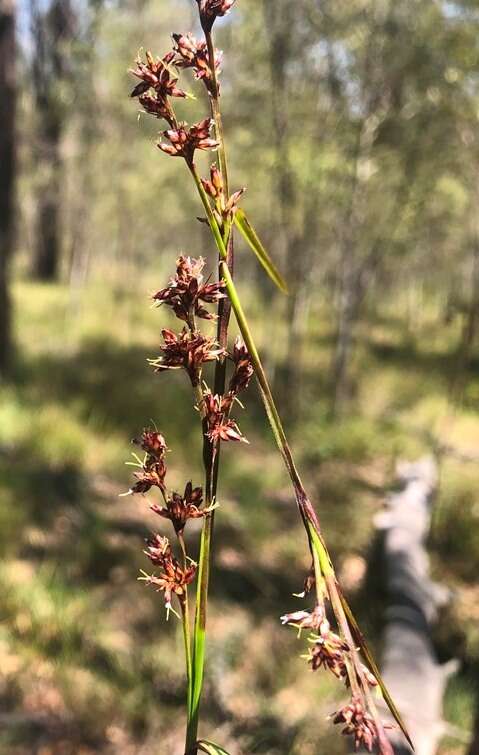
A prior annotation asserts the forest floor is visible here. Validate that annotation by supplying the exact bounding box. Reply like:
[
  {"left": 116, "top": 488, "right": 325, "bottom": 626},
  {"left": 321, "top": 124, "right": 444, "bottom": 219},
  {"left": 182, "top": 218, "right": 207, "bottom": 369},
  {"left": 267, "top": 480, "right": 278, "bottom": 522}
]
[{"left": 0, "top": 273, "right": 478, "bottom": 754}]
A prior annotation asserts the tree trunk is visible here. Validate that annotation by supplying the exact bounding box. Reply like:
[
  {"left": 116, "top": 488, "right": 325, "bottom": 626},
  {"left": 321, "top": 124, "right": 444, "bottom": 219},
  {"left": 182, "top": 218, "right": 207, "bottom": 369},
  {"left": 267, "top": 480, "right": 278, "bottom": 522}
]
[
  {"left": 0, "top": 0, "right": 16, "bottom": 377},
  {"left": 264, "top": 0, "right": 307, "bottom": 420},
  {"left": 31, "top": 0, "right": 75, "bottom": 281}
]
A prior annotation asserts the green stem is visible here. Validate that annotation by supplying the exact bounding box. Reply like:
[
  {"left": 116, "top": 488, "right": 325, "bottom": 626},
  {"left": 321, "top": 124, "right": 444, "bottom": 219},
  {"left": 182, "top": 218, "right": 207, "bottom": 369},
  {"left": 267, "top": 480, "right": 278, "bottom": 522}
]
[
  {"left": 178, "top": 533, "right": 194, "bottom": 750},
  {"left": 187, "top": 35, "right": 233, "bottom": 740},
  {"left": 205, "top": 30, "right": 230, "bottom": 195}
]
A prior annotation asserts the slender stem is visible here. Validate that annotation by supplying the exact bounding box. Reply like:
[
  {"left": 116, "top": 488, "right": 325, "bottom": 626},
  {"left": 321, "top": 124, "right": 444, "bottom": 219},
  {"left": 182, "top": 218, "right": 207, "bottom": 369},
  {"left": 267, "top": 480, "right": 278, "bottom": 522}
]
[
  {"left": 205, "top": 30, "right": 230, "bottom": 196},
  {"left": 187, "top": 28, "right": 234, "bottom": 743},
  {"left": 178, "top": 533, "right": 194, "bottom": 747}
]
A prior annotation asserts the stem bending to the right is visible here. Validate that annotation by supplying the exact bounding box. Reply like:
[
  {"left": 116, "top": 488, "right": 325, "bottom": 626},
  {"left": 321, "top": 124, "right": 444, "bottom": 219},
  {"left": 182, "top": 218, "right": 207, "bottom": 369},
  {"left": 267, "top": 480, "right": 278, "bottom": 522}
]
[{"left": 189, "top": 167, "right": 412, "bottom": 752}]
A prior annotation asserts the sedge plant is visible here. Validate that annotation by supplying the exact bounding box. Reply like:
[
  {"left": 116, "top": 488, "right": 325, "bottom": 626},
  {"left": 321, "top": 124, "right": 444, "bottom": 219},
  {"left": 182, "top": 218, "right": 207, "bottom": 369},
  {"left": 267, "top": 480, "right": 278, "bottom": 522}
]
[{"left": 125, "top": 2, "right": 412, "bottom": 753}]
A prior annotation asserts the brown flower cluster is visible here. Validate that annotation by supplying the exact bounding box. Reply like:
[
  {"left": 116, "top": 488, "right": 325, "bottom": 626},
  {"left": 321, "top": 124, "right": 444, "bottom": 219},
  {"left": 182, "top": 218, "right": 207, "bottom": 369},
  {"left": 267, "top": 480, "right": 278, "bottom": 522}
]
[
  {"left": 149, "top": 255, "right": 253, "bottom": 446},
  {"left": 142, "top": 534, "right": 197, "bottom": 612},
  {"left": 201, "top": 163, "right": 245, "bottom": 225},
  {"left": 201, "top": 336, "right": 254, "bottom": 445},
  {"left": 196, "top": 0, "right": 236, "bottom": 32},
  {"left": 203, "top": 390, "right": 247, "bottom": 443},
  {"left": 150, "top": 328, "right": 224, "bottom": 386},
  {"left": 332, "top": 697, "right": 379, "bottom": 752},
  {"left": 306, "top": 618, "right": 349, "bottom": 679},
  {"left": 130, "top": 50, "right": 186, "bottom": 101},
  {"left": 281, "top": 597, "right": 382, "bottom": 750},
  {"left": 228, "top": 336, "right": 254, "bottom": 396},
  {"left": 158, "top": 119, "right": 219, "bottom": 164},
  {"left": 151, "top": 481, "right": 204, "bottom": 536},
  {"left": 280, "top": 605, "right": 325, "bottom": 632},
  {"left": 130, "top": 47, "right": 220, "bottom": 165},
  {"left": 128, "top": 429, "right": 205, "bottom": 614},
  {"left": 172, "top": 33, "right": 222, "bottom": 95},
  {"left": 153, "top": 255, "right": 226, "bottom": 325},
  {"left": 130, "top": 429, "right": 168, "bottom": 495}
]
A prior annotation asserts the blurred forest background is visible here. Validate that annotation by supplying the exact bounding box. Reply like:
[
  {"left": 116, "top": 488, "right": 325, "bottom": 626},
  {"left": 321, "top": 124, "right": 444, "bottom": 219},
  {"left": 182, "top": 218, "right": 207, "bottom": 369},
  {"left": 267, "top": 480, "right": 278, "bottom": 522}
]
[{"left": 1, "top": 0, "right": 479, "bottom": 753}]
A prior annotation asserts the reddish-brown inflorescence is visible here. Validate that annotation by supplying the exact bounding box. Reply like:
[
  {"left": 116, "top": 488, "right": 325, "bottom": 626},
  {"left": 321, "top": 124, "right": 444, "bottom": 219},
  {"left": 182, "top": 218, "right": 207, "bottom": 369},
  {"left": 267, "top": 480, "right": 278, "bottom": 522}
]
[
  {"left": 151, "top": 481, "right": 205, "bottom": 536},
  {"left": 153, "top": 255, "right": 226, "bottom": 324},
  {"left": 172, "top": 33, "right": 222, "bottom": 95},
  {"left": 196, "top": 0, "right": 236, "bottom": 32},
  {"left": 332, "top": 697, "right": 379, "bottom": 752},
  {"left": 130, "top": 50, "right": 186, "bottom": 127},
  {"left": 201, "top": 163, "right": 245, "bottom": 225},
  {"left": 228, "top": 336, "right": 254, "bottom": 395},
  {"left": 203, "top": 390, "right": 248, "bottom": 443},
  {"left": 280, "top": 604, "right": 326, "bottom": 632},
  {"left": 142, "top": 534, "right": 197, "bottom": 612},
  {"left": 129, "top": 428, "right": 168, "bottom": 494},
  {"left": 158, "top": 119, "right": 219, "bottom": 164},
  {"left": 306, "top": 618, "right": 349, "bottom": 679},
  {"left": 150, "top": 327, "right": 225, "bottom": 385}
]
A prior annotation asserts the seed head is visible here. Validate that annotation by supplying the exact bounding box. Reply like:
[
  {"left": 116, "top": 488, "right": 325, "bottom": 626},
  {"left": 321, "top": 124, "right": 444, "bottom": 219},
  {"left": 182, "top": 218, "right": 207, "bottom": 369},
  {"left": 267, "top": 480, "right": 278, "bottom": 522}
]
[
  {"left": 131, "top": 459, "right": 167, "bottom": 495},
  {"left": 201, "top": 163, "right": 246, "bottom": 223},
  {"left": 135, "top": 429, "right": 168, "bottom": 459},
  {"left": 150, "top": 328, "right": 225, "bottom": 385},
  {"left": 306, "top": 619, "right": 349, "bottom": 679},
  {"left": 332, "top": 697, "right": 378, "bottom": 752},
  {"left": 130, "top": 51, "right": 186, "bottom": 127},
  {"left": 228, "top": 337, "right": 254, "bottom": 395},
  {"left": 142, "top": 534, "right": 197, "bottom": 611},
  {"left": 280, "top": 604, "right": 326, "bottom": 632},
  {"left": 158, "top": 119, "right": 219, "bottom": 164},
  {"left": 196, "top": 0, "right": 237, "bottom": 32},
  {"left": 203, "top": 390, "right": 248, "bottom": 444},
  {"left": 151, "top": 481, "right": 204, "bottom": 535},
  {"left": 172, "top": 33, "right": 222, "bottom": 94},
  {"left": 153, "top": 255, "right": 226, "bottom": 324}
]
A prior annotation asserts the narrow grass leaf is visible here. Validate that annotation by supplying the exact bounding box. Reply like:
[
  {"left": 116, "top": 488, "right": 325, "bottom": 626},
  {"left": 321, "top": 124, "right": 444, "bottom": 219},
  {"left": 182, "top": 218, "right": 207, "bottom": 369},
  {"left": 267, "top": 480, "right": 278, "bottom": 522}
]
[
  {"left": 234, "top": 209, "right": 288, "bottom": 294},
  {"left": 197, "top": 741, "right": 231, "bottom": 754}
]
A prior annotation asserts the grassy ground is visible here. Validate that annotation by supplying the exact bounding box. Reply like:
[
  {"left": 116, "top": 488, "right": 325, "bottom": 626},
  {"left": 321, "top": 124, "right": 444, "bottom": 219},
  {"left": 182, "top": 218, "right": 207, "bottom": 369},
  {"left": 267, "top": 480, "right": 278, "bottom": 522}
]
[{"left": 0, "top": 273, "right": 478, "bottom": 754}]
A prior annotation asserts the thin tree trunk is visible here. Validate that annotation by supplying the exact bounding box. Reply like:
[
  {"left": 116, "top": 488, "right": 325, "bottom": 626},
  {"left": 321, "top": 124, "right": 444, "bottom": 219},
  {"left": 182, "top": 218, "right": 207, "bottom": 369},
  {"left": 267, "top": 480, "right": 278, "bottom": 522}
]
[
  {"left": 31, "top": 0, "right": 75, "bottom": 281},
  {"left": 264, "top": 0, "right": 306, "bottom": 420},
  {"left": 0, "top": 0, "right": 16, "bottom": 377}
]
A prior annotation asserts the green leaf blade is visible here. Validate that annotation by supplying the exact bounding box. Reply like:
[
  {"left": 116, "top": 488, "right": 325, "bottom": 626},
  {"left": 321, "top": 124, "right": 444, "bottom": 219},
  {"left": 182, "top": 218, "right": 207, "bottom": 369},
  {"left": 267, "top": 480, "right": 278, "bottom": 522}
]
[
  {"left": 234, "top": 209, "right": 288, "bottom": 294},
  {"left": 197, "top": 740, "right": 232, "bottom": 754}
]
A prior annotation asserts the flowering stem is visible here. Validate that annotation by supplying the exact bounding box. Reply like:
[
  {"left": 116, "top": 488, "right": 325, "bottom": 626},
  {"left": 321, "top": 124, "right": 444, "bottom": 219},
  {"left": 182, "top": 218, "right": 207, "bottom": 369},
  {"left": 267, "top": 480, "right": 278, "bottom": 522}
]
[{"left": 187, "top": 29, "right": 234, "bottom": 737}]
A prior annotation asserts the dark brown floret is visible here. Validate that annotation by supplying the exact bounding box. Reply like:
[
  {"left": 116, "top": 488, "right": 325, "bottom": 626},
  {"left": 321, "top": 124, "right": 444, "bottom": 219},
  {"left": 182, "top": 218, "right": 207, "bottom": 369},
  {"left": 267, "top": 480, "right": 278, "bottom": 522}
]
[
  {"left": 135, "top": 429, "right": 168, "bottom": 459},
  {"left": 203, "top": 390, "right": 248, "bottom": 444},
  {"left": 150, "top": 328, "right": 225, "bottom": 385},
  {"left": 172, "top": 33, "right": 222, "bottom": 94},
  {"left": 228, "top": 337, "right": 254, "bottom": 395},
  {"left": 158, "top": 119, "right": 219, "bottom": 164},
  {"left": 152, "top": 256, "right": 226, "bottom": 324},
  {"left": 142, "top": 534, "right": 197, "bottom": 611},
  {"left": 130, "top": 50, "right": 186, "bottom": 100},
  {"left": 196, "top": 0, "right": 236, "bottom": 32},
  {"left": 151, "top": 481, "right": 204, "bottom": 535},
  {"left": 306, "top": 618, "right": 349, "bottom": 679},
  {"left": 201, "top": 163, "right": 246, "bottom": 224},
  {"left": 332, "top": 697, "right": 378, "bottom": 752}
]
